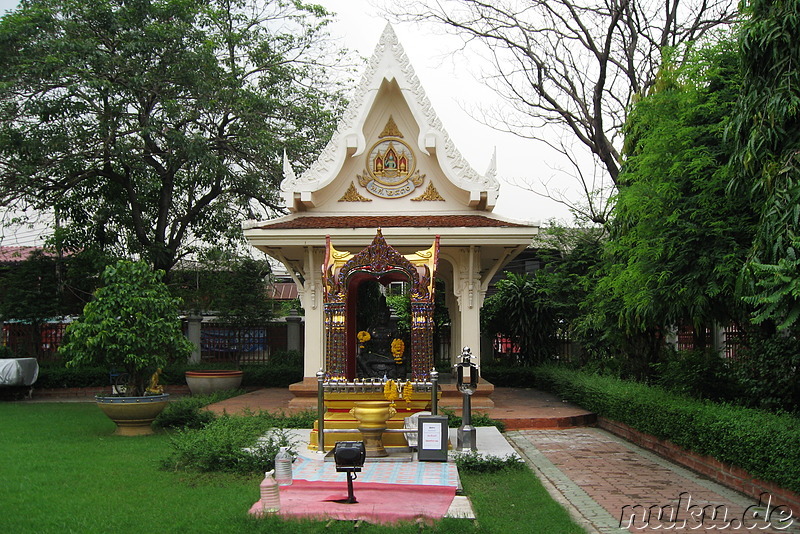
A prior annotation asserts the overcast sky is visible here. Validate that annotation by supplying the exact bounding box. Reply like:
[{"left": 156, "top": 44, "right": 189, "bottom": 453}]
[{"left": 0, "top": 0, "right": 574, "bottom": 246}]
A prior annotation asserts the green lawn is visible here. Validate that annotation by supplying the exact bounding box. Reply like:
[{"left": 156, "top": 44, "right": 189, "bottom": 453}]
[{"left": 0, "top": 402, "right": 583, "bottom": 533}]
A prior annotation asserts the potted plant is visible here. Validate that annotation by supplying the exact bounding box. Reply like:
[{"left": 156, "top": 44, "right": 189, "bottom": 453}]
[{"left": 60, "top": 260, "right": 194, "bottom": 435}]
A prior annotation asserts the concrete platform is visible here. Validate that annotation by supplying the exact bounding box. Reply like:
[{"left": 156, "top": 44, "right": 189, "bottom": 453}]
[
  {"left": 278, "top": 426, "right": 519, "bottom": 520},
  {"left": 207, "top": 386, "right": 595, "bottom": 430}
]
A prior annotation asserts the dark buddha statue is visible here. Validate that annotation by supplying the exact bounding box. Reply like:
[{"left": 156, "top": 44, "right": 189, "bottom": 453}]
[{"left": 357, "top": 309, "right": 403, "bottom": 379}]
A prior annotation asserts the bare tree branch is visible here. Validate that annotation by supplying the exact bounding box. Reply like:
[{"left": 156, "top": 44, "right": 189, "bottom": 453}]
[{"left": 384, "top": 0, "right": 738, "bottom": 224}]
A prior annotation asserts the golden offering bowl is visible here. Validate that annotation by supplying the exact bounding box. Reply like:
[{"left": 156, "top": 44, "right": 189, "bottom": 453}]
[{"left": 349, "top": 400, "right": 397, "bottom": 429}]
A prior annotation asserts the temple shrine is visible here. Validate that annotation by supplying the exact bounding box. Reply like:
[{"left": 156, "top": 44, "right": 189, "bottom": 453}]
[{"left": 244, "top": 24, "right": 538, "bottom": 443}]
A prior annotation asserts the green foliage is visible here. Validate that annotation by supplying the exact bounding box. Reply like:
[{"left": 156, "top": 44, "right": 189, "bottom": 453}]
[
  {"left": 60, "top": 260, "right": 194, "bottom": 396},
  {"left": 728, "top": 0, "right": 800, "bottom": 330},
  {"left": 172, "top": 252, "right": 275, "bottom": 320},
  {"left": 482, "top": 272, "right": 559, "bottom": 364},
  {"left": 729, "top": 333, "right": 800, "bottom": 412},
  {"left": 603, "top": 40, "right": 751, "bottom": 341},
  {"left": 385, "top": 293, "right": 411, "bottom": 333},
  {"left": 652, "top": 349, "right": 738, "bottom": 402},
  {"left": 744, "top": 235, "right": 800, "bottom": 330},
  {"left": 153, "top": 390, "right": 244, "bottom": 430},
  {"left": 0, "top": 250, "right": 61, "bottom": 321},
  {"left": 162, "top": 414, "right": 297, "bottom": 474},
  {"left": 480, "top": 365, "right": 539, "bottom": 388},
  {"left": 0, "top": 0, "right": 345, "bottom": 273},
  {"left": 35, "top": 363, "right": 109, "bottom": 388},
  {"left": 453, "top": 451, "right": 525, "bottom": 473},
  {"left": 532, "top": 224, "right": 609, "bottom": 364},
  {"left": 240, "top": 364, "right": 303, "bottom": 388},
  {"left": 531, "top": 365, "right": 800, "bottom": 493}
]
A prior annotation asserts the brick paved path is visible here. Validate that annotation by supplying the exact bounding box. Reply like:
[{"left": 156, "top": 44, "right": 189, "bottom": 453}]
[{"left": 506, "top": 428, "right": 797, "bottom": 534}]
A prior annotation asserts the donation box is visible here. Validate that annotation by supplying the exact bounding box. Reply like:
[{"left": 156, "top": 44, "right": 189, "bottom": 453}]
[{"left": 417, "top": 415, "right": 449, "bottom": 462}]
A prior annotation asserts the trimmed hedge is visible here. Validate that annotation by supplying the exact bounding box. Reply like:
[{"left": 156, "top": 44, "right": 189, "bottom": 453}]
[
  {"left": 482, "top": 365, "right": 538, "bottom": 387},
  {"left": 37, "top": 361, "right": 303, "bottom": 389},
  {"left": 531, "top": 365, "right": 800, "bottom": 494},
  {"left": 35, "top": 364, "right": 110, "bottom": 388}
]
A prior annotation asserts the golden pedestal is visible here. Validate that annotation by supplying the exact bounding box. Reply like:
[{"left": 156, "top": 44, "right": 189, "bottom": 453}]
[
  {"left": 350, "top": 400, "right": 396, "bottom": 457},
  {"left": 308, "top": 391, "right": 440, "bottom": 452}
]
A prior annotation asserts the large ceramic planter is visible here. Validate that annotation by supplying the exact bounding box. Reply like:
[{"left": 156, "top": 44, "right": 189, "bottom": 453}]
[
  {"left": 185, "top": 370, "right": 243, "bottom": 395},
  {"left": 95, "top": 394, "right": 170, "bottom": 436}
]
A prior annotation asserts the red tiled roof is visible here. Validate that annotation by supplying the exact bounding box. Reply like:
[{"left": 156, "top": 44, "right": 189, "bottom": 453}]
[
  {"left": 270, "top": 282, "right": 298, "bottom": 300},
  {"left": 254, "top": 215, "right": 530, "bottom": 230},
  {"left": 0, "top": 246, "right": 59, "bottom": 263}
]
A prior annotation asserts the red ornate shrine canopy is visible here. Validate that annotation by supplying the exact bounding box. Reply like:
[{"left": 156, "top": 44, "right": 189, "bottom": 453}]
[{"left": 321, "top": 229, "right": 439, "bottom": 380}]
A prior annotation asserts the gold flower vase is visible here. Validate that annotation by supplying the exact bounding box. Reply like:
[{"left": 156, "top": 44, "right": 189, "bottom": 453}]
[{"left": 349, "top": 400, "right": 397, "bottom": 457}]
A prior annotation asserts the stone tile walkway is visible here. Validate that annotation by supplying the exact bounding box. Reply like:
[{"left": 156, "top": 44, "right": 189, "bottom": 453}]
[{"left": 507, "top": 428, "right": 798, "bottom": 534}]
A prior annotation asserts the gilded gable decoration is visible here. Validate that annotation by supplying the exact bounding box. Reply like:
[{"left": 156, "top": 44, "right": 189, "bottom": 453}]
[
  {"left": 356, "top": 118, "right": 425, "bottom": 199},
  {"left": 339, "top": 182, "right": 372, "bottom": 202},
  {"left": 379, "top": 115, "right": 403, "bottom": 138},
  {"left": 411, "top": 182, "right": 445, "bottom": 201}
]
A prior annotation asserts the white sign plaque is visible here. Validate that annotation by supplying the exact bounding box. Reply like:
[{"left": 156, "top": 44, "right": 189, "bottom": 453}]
[{"left": 421, "top": 421, "right": 442, "bottom": 450}]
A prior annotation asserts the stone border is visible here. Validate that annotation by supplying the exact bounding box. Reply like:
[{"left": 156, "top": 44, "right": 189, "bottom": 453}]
[{"left": 598, "top": 416, "right": 800, "bottom": 514}]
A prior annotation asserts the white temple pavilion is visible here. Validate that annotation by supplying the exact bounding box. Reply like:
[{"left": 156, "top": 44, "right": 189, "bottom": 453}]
[{"left": 244, "top": 24, "right": 538, "bottom": 397}]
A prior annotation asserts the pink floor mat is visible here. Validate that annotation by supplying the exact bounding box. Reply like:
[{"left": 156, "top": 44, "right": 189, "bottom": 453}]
[{"left": 249, "top": 479, "right": 457, "bottom": 525}]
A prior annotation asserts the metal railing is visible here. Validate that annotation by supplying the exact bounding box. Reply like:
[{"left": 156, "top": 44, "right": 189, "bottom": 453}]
[{"left": 315, "top": 369, "right": 440, "bottom": 452}]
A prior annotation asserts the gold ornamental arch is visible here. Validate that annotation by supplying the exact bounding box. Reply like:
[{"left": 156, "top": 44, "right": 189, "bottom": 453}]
[{"left": 321, "top": 229, "right": 439, "bottom": 380}]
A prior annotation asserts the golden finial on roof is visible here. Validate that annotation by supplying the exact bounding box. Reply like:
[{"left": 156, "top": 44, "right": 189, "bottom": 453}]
[{"left": 379, "top": 115, "right": 403, "bottom": 138}]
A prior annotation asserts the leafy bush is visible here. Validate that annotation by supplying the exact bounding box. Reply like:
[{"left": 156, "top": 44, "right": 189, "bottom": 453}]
[
  {"left": 37, "top": 359, "right": 303, "bottom": 389},
  {"left": 531, "top": 365, "right": 800, "bottom": 493},
  {"left": 453, "top": 451, "right": 525, "bottom": 473},
  {"left": 481, "top": 365, "right": 538, "bottom": 388},
  {"left": 60, "top": 260, "right": 193, "bottom": 396},
  {"left": 153, "top": 390, "right": 244, "bottom": 430},
  {"left": 162, "top": 413, "right": 297, "bottom": 474},
  {"left": 729, "top": 334, "right": 800, "bottom": 412},
  {"left": 240, "top": 363, "right": 302, "bottom": 388},
  {"left": 652, "top": 348, "right": 739, "bottom": 402},
  {"left": 269, "top": 349, "right": 303, "bottom": 367},
  {"left": 36, "top": 364, "right": 110, "bottom": 388}
]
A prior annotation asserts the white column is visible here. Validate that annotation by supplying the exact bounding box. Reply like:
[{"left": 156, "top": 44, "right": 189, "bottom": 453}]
[
  {"left": 445, "top": 285, "right": 460, "bottom": 369},
  {"left": 285, "top": 311, "right": 302, "bottom": 353},
  {"left": 300, "top": 246, "right": 325, "bottom": 378},
  {"left": 453, "top": 247, "right": 484, "bottom": 368},
  {"left": 186, "top": 314, "right": 202, "bottom": 364}
]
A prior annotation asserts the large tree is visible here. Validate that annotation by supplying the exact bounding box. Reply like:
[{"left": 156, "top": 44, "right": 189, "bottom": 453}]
[
  {"left": 728, "top": 0, "right": 800, "bottom": 331},
  {"left": 388, "top": 0, "right": 738, "bottom": 223},
  {"left": 602, "top": 40, "right": 752, "bottom": 340},
  {"left": 0, "top": 0, "right": 345, "bottom": 273}
]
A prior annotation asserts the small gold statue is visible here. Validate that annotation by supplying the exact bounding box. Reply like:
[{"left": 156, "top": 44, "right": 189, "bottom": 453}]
[{"left": 145, "top": 368, "right": 164, "bottom": 395}]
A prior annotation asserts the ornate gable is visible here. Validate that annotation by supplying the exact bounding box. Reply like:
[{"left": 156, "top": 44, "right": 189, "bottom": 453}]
[{"left": 281, "top": 24, "right": 499, "bottom": 213}]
